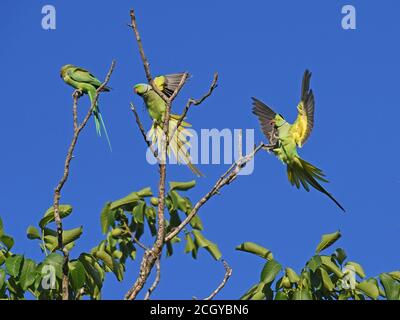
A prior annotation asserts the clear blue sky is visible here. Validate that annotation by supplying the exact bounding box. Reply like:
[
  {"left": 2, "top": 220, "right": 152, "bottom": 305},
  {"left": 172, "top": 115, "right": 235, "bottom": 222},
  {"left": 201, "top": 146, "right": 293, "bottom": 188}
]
[{"left": 1, "top": 0, "right": 399, "bottom": 299}]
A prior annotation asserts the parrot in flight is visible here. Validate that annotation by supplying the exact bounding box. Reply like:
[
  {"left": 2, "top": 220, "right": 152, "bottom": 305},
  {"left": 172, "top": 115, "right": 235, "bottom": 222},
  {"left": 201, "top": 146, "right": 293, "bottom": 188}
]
[
  {"left": 252, "top": 70, "right": 345, "bottom": 212},
  {"left": 133, "top": 73, "right": 203, "bottom": 177},
  {"left": 60, "top": 64, "right": 112, "bottom": 150}
]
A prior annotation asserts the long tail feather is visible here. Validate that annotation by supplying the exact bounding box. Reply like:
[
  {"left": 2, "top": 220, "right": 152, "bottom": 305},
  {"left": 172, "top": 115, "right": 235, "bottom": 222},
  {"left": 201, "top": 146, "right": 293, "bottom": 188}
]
[
  {"left": 287, "top": 157, "right": 345, "bottom": 212},
  {"left": 149, "top": 117, "right": 203, "bottom": 177},
  {"left": 88, "top": 89, "right": 112, "bottom": 151},
  {"left": 98, "top": 111, "right": 112, "bottom": 152}
]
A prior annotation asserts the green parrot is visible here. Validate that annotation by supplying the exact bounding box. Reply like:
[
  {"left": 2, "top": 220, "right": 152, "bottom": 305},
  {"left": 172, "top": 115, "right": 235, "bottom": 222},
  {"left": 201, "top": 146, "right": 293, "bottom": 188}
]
[
  {"left": 133, "top": 73, "right": 203, "bottom": 177},
  {"left": 60, "top": 64, "right": 112, "bottom": 150},
  {"left": 252, "top": 70, "right": 345, "bottom": 212}
]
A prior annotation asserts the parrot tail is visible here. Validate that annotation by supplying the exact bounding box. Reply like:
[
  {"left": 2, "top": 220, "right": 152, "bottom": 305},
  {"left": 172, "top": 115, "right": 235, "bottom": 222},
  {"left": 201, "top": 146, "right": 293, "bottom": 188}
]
[
  {"left": 287, "top": 157, "right": 345, "bottom": 212},
  {"left": 88, "top": 89, "right": 112, "bottom": 151},
  {"left": 149, "top": 115, "right": 203, "bottom": 177}
]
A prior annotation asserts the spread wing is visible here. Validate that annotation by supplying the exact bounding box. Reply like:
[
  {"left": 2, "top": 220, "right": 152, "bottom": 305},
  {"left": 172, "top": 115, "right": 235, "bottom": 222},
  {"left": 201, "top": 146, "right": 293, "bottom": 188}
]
[
  {"left": 291, "top": 70, "right": 315, "bottom": 147},
  {"left": 251, "top": 97, "right": 279, "bottom": 145},
  {"left": 154, "top": 73, "right": 189, "bottom": 97}
]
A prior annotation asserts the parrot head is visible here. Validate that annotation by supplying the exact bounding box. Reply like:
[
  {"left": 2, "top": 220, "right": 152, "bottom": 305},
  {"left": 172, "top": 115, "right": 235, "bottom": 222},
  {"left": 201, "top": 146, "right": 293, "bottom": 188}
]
[
  {"left": 134, "top": 83, "right": 151, "bottom": 96},
  {"left": 60, "top": 64, "right": 74, "bottom": 78}
]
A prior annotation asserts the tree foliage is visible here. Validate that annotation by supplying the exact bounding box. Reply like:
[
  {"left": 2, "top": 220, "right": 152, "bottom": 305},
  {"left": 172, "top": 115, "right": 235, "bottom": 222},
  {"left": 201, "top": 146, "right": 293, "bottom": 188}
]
[
  {"left": 0, "top": 181, "right": 221, "bottom": 300},
  {"left": 238, "top": 231, "right": 400, "bottom": 300}
]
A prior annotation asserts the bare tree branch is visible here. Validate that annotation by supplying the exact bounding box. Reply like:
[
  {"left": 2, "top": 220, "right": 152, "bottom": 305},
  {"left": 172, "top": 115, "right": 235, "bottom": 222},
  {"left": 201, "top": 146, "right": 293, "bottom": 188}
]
[
  {"left": 204, "top": 260, "right": 233, "bottom": 300},
  {"left": 128, "top": 9, "right": 169, "bottom": 102},
  {"left": 128, "top": 9, "right": 151, "bottom": 83},
  {"left": 53, "top": 60, "right": 116, "bottom": 300},
  {"left": 165, "top": 142, "right": 267, "bottom": 243},
  {"left": 144, "top": 259, "right": 161, "bottom": 300},
  {"left": 126, "top": 8, "right": 219, "bottom": 300}
]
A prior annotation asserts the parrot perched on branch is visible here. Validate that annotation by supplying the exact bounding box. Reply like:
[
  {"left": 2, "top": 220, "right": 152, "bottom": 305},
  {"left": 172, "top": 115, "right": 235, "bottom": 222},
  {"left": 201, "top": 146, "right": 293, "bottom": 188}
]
[
  {"left": 133, "top": 73, "right": 203, "bottom": 177},
  {"left": 60, "top": 64, "right": 112, "bottom": 150},
  {"left": 252, "top": 70, "right": 345, "bottom": 212}
]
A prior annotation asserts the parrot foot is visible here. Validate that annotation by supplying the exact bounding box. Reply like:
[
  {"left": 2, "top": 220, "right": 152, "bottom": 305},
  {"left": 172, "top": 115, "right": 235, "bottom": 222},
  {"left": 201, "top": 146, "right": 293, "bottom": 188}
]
[{"left": 73, "top": 89, "right": 84, "bottom": 98}]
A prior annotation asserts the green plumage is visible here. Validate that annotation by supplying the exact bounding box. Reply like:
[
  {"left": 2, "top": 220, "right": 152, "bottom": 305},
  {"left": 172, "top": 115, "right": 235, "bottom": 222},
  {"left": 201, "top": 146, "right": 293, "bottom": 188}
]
[
  {"left": 60, "top": 64, "right": 112, "bottom": 150},
  {"left": 134, "top": 73, "right": 203, "bottom": 177},
  {"left": 252, "top": 71, "right": 344, "bottom": 212}
]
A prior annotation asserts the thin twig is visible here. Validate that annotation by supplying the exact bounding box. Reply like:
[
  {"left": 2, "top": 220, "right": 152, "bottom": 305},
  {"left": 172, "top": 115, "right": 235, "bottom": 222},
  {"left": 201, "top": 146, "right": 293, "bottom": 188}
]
[
  {"left": 129, "top": 102, "right": 158, "bottom": 159},
  {"left": 128, "top": 9, "right": 169, "bottom": 102},
  {"left": 144, "top": 259, "right": 161, "bottom": 300},
  {"left": 176, "top": 73, "right": 218, "bottom": 133},
  {"left": 204, "top": 260, "right": 233, "bottom": 300},
  {"left": 165, "top": 142, "right": 266, "bottom": 243},
  {"left": 53, "top": 60, "right": 116, "bottom": 300},
  {"left": 169, "top": 72, "right": 218, "bottom": 144}
]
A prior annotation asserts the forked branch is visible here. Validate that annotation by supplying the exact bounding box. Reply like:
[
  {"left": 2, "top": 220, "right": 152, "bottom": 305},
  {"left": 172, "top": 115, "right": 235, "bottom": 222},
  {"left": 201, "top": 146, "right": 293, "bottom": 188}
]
[{"left": 53, "top": 60, "right": 116, "bottom": 300}]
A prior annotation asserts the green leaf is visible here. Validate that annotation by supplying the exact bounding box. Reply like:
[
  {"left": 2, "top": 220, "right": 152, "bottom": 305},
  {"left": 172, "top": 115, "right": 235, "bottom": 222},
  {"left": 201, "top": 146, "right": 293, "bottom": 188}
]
[
  {"left": 0, "top": 251, "right": 5, "bottom": 266},
  {"left": 316, "top": 231, "right": 341, "bottom": 254},
  {"left": 260, "top": 260, "right": 282, "bottom": 284},
  {"left": 5, "top": 255, "right": 24, "bottom": 277},
  {"left": 110, "top": 187, "right": 152, "bottom": 211},
  {"left": 356, "top": 280, "right": 380, "bottom": 299},
  {"left": 192, "top": 230, "right": 209, "bottom": 248},
  {"left": 69, "top": 260, "right": 86, "bottom": 292},
  {"left": 20, "top": 259, "right": 37, "bottom": 290},
  {"left": 63, "top": 226, "right": 83, "bottom": 246},
  {"left": 184, "top": 233, "right": 195, "bottom": 254},
  {"left": 42, "top": 253, "right": 63, "bottom": 279},
  {"left": 132, "top": 201, "right": 145, "bottom": 224},
  {"left": 307, "top": 255, "right": 322, "bottom": 273},
  {"left": 235, "top": 242, "right": 274, "bottom": 260},
  {"left": 100, "top": 202, "right": 115, "bottom": 234},
  {"left": 169, "top": 191, "right": 180, "bottom": 211},
  {"left": 345, "top": 261, "right": 365, "bottom": 278},
  {"left": 1, "top": 235, "right": 14, "bottom": 250},
  {"left": 39, "top": 205, "right": 73, "bottom": 229},
  {"left": 191, "top": 231, "right": 221, "bottom": 260},
  {"left": 250, "top": 283, "right": 267, "bottom": 300},
  {"left": 286, "top": 267, "right": 300, "bottom": 283},
  {"left": 169, "top": 180, "right": 196, "bottom": 191},
  {"left": 240, "top": 283, "right": 258, "bottom": 300},
  {"left": 94, "top": 251, "right": 123, "bottom": 281},
  {"left": 333, "top": 248, "right": 347, "bottom": 265},
  {"left": 136, "top": 187, "right": 153, "bottom": 198},
  {"left": 320, "top": 256, "right": 343, "bottom": 278},
  {"left": 0, "top": 269, "right": 6, "bottom": 289},
  {"left": 389, "top": 271, "right": 400, "bottom": 281},
  {"left": 26, "top": 226, "right": 41, "bottom": 240},
  {"left": 204, "top": 243, "right": 222, "bottom": 261},
  {"left": 44, "top": 227, "right": 83, "bottom": 252},
  {"left": 319, "top": 267, "right": 335, "bottom": 291},
  {"left": 275, "top": 291, "right": 288, "bottom": 300},
  {"left": 292, "top": 289, "right": 312, "bottom": 300},
  {"left": 79, "top": 253, "right": 104, "bottom": 289},
  {"left": 110, "top": 192, "right": 140, "bottom": 211},
  {"left": 380, "top": 273, "right": 400, "bottom": 300}
]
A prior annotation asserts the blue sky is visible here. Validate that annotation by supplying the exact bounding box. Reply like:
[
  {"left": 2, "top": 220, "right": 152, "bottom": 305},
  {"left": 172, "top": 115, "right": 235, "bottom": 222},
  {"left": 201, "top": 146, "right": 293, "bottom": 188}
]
[{"left": 0, "top": 0, "right": 399, "bottom": 299}]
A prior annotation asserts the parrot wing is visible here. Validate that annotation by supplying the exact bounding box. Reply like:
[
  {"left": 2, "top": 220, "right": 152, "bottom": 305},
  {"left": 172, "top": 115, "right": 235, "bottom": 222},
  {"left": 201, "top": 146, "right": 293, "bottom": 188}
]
[
  {"left": 154, "top": 73, "right": 189, "bottom": 97},
  {"left": 69, "top": 67, "right": 109, "bottom": 91},
  {"left": 251, "top": 97, "right": 280, "bottom": 146},
  {"left": 291, "top": 70, "right": 315, "bottom": 147}
]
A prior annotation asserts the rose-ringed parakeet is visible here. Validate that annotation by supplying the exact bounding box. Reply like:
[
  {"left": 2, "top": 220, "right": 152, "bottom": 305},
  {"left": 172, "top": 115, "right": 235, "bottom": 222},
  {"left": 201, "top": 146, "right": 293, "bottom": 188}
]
[
  {"left": 134, "top": 73, "right": 203, "bottom": 177},
  {"left": 252, "top": 70, "right": 345, "bottom": 212},
  {"left": 60, "top": 64, "right": 112, "bottom": 150}
]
